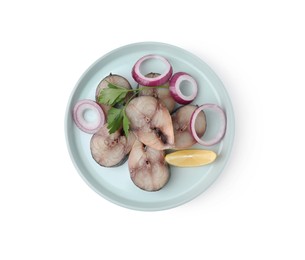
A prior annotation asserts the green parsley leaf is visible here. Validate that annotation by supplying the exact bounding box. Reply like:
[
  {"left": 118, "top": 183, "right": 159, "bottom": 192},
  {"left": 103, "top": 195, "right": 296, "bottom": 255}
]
[
  {"left": 122, "top": 110, "right": 130, "bottom": 137},
  {"left": 107, "top": 82, "right": 120, "bottom": 89},
  {"left": 114, "top": 91, "right": 128, "bottom": 104},
  {"left": 106, "top": 81, "right": 129, "bottom": 90},
  {"left": 98, "top": 87, "right": 128, "bottom": 106},
  {"left": 107, "top": 107, "right": 123, "bottom": 134}
]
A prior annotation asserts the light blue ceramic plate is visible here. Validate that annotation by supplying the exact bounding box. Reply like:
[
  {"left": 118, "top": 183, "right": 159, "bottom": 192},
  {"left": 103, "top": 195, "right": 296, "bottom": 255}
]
[{"left": 65, "top": 42, "right": 234, "bottom": 211}]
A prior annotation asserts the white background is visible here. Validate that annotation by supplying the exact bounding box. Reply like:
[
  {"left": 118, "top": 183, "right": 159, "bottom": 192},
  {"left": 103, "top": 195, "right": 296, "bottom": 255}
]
[{"left": 1, "top": 0, "right": 304, "bottom": 259}]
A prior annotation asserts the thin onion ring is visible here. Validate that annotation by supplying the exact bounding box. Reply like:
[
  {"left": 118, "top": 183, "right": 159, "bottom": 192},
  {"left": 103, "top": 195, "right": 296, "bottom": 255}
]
[
  {"left": 190, "top": 104, "right": 226, "bottom": 146},
  {"left": 73, "top": 99, "right": 105, "bottom": 134},
  {"left": 132, "top": 54, "right": 173, "bottom": 86},
  {"left": 169, "top": 72, "right": 198, "bottom": 104}
]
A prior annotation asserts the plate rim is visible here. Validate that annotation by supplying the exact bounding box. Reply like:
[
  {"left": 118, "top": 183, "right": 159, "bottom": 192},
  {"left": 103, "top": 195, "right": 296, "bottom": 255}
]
[{"left": 64, "top": 41, "right": 235, "bottom": 211}]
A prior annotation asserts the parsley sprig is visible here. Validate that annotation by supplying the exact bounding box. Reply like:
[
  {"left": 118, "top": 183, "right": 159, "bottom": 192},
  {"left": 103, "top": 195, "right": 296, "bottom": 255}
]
[{"left": 98, "top": 81, "right": 168, "bottom": 137}]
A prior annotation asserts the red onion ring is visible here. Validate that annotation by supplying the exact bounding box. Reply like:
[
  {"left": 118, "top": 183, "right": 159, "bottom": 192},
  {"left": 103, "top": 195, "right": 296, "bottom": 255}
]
[
  {"left": 169, "top": 72, "right": 198, "bottom": 104},
  {"left": 73, "top": 99, "right": 105, "bottom": 134},
  {"left": 132, "top": 54, "right": 173, "bottom": 86},
  {"left": 190, "top": 104, "right": 226, "bottom": 146}
]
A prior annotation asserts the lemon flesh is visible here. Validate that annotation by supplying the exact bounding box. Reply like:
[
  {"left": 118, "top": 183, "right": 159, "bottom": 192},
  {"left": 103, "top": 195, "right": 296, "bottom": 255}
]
[{"left": 165, "top": 150, "right": 217, "bottom": 167}]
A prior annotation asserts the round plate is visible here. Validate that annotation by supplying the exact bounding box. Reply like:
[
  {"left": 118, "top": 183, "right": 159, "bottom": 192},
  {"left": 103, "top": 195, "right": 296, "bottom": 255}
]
[{"left": 65, "top": 42, "right": 235, "bottom": 211}]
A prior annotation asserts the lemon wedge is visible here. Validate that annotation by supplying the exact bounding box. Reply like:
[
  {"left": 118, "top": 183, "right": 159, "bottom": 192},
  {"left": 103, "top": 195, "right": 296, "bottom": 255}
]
[{"left": 165, "top": 150, "right": 217, "bottom": 167}]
